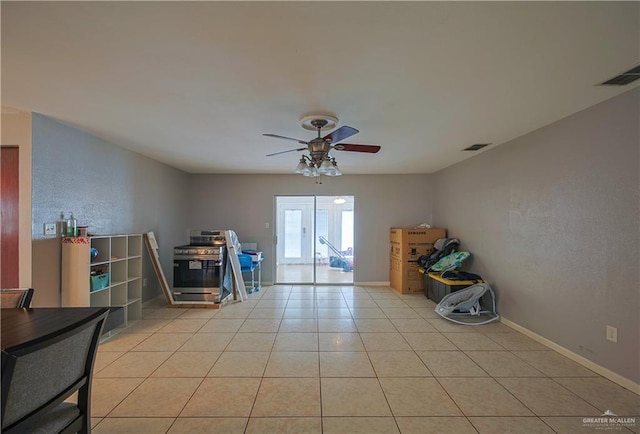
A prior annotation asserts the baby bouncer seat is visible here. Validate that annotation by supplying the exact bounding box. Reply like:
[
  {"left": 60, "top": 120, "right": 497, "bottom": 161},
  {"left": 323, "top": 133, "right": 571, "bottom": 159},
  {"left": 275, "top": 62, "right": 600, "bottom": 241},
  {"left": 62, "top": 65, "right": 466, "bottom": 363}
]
[
  {"left": 435, "top": 283, "right": 500, "bottom": 325},
  {"left": 417, "top": 238, "right": 460, "bottom": 270}
]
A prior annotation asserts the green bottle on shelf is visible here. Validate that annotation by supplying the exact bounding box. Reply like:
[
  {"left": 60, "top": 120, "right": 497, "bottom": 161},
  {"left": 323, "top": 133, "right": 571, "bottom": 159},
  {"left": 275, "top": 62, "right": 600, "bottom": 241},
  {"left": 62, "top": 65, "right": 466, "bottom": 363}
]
[{"left": 66, "top": 212, "right": 78, "bottom": 237}]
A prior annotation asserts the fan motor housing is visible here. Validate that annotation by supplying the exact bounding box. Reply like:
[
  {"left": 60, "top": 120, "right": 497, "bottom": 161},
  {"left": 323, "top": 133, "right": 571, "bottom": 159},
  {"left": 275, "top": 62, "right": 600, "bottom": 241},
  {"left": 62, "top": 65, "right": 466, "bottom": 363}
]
[{"left": 308, "top": 139, "right": 330, "bottom": 164}]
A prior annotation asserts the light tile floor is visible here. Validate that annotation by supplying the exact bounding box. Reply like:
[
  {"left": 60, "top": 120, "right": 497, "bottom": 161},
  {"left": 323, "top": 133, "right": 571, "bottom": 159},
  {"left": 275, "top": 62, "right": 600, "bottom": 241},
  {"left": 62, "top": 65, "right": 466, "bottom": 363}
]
[
  {"left": 277, "top": 264, "right": 354, "bottom": 285},
  {"left": 92, "top": 285, "right": 639, "bottom": 433}
]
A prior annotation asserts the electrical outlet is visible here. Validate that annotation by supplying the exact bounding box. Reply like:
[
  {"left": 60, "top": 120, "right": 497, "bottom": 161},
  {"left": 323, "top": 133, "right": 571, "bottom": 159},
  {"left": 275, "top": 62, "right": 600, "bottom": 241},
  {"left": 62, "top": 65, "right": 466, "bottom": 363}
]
[
  {"left": 606, "top": 325, "right": 618, "bottom": 343},
  {"left": 143, "top": 278, "right": 148, "bottom": 287},
  {"left": 44, "top": 223, "right": 56, "bottom": 235},
  {"left": 265, "top": 222, "right": 270, "bottom": 229}
]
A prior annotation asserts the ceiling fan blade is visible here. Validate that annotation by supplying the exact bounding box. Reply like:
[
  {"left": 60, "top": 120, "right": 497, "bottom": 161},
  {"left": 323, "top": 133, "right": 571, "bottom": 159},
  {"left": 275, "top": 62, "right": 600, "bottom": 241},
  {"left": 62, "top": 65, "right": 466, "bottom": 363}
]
[
  {"left": 332, "top": 143, "right": 381, "bottom": 153},
  {"left": 323, "top": 126, "right": 359, "bottom": 144},
  {"left": 266, "top": 147, "right": 307, "bottom": 157},
  {"left": 263, "top": 133, "right": 309, "bottom": 145}
]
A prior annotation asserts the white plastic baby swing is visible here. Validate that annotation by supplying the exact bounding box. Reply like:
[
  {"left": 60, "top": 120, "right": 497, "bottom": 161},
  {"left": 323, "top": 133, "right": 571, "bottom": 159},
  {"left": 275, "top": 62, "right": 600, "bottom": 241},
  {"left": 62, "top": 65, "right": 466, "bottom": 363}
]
[{"left": 434, "top": 283, "right": 500, "bottom": 325}]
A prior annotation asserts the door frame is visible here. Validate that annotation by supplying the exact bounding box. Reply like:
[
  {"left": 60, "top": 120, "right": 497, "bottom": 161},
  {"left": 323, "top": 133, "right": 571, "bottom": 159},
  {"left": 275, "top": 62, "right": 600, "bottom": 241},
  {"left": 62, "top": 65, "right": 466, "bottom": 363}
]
[{"left": 274, "top": 195, "right": 355, "bottom": 285}]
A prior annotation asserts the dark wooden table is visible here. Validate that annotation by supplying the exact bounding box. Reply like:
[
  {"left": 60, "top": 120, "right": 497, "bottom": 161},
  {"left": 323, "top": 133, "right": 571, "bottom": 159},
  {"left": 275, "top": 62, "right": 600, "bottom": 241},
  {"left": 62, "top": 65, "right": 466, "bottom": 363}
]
[{"left": 1, "top": 307, "right": 108, "bottom": 352}]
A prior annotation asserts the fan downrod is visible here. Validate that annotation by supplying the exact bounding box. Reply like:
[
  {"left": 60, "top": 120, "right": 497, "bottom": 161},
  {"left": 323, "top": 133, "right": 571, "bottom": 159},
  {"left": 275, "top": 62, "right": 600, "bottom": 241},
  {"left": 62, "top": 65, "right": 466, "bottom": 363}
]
[{"left": 310, "top": 119, "right": 328, "bottom": 130}]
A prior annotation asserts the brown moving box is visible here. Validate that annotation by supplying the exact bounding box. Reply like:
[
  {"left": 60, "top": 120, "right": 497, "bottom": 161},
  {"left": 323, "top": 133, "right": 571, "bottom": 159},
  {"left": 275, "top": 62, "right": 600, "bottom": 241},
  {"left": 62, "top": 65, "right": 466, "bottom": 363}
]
[{"left": 390, "top": 227, "right": 447, "bottom": 294}]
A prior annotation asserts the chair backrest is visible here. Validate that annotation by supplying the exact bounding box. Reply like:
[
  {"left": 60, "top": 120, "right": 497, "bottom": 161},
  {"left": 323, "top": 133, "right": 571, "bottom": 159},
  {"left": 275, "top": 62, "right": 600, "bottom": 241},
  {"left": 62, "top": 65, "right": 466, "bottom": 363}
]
[
  {"left": 0, "top": 288, "right": 34, "bottom": 308},
  {"left": 237, "top": 253, "right": 254, "bottom": 270},
  {"left": 1, "top": 307, "right": 108, "bottom": 433}
]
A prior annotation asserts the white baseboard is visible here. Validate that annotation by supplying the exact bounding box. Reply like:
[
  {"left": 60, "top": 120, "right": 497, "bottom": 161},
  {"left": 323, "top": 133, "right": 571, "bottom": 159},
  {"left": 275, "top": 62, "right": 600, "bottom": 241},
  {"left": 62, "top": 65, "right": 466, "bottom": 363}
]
[
  {"left": 500, "top": 317, "right": 640, "bottom": 396},
  {"left": 245, "top": 281, "right": 273, "bottom": 287},
  {"left": 354, "top": 281, "right": 391, "bottom": 287},
  {"left": 142, "top": 294, "right": 165, "bottom": 307}
]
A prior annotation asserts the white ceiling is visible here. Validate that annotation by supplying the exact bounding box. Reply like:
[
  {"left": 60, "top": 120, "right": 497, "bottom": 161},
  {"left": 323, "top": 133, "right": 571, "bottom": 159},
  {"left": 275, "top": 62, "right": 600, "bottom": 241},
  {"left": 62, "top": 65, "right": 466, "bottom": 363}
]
[{"left": 2, "top": 1, "right": 638, "bottom": 175}]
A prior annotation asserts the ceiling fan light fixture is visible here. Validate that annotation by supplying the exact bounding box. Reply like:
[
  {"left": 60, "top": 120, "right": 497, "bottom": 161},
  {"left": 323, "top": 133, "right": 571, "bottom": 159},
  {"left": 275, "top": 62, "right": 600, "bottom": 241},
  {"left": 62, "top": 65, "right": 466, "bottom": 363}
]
[
  {"left": 318, "top": 158, "right": 334, "bottom": 174},
  {"left": 325, "top": 158, "right": 341, "bottom": 176},
  {"left": 303, "top": 164, "right": 319, "bottom": 177},
  {"left": 295, "top": 157, "right": 309, "bottom": 174},
  {"left": 301, "top": 166, "right": 312, "bottom": 176}
]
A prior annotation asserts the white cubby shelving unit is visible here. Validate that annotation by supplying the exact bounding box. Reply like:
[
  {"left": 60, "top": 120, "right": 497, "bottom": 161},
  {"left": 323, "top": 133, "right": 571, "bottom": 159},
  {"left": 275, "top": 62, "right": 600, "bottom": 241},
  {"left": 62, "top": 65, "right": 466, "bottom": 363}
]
[{"left": 61, "top": 234, "right": 143, "bottom": 329}]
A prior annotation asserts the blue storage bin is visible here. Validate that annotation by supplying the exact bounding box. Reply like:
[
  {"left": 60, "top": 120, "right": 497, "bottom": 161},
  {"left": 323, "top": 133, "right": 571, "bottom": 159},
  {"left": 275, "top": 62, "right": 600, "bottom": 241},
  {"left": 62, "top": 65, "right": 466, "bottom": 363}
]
[{"left": 90, "top": 273, "right": 109, "bottom": 292}]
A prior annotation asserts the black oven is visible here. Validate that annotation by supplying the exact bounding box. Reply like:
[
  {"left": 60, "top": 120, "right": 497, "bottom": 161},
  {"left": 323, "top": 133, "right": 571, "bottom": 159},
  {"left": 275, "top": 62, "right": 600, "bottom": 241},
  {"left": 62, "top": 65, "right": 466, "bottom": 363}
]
[
  {"left": 174, "top": 254, "right": 221, "bottom": 287},
  {"left": 173, "top": 245, "right": 230, "bottom": 303}
]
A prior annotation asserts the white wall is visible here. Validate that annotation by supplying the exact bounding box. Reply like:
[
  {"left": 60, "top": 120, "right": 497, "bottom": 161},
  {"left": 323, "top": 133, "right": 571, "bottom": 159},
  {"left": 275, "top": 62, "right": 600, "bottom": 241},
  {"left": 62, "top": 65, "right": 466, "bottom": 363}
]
[
  {"left": 432, "top": 88, "right": 639, "bottom": 385},
  {"left": 188, "top": 174, "right": 434, "bottom": 284},
  {"left": 1, "top": 107, "right": 32, "bottom": 288}
]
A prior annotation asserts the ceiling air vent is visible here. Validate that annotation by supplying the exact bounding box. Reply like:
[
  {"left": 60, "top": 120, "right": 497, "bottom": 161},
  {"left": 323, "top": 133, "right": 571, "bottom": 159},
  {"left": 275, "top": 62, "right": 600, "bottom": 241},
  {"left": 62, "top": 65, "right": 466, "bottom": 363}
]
[
  {"left": 600, "top": 65, "right": 640, "bottom": 86},
  {"left": 463, "top": 143, "right": 491, "bottom": 151}
]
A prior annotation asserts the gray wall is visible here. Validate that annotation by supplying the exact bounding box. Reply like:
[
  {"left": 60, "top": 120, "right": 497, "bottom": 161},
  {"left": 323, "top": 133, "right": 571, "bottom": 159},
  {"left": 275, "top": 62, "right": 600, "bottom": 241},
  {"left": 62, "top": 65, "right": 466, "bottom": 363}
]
[
  {"left": 432, "top": 89, "right": 640, "bottom": 384},
  {"left": 31, "top": 114, "right": 190, "bottom": 306},
  {"left": 188, "top": 174, "right": 434, "bottom": 283}
]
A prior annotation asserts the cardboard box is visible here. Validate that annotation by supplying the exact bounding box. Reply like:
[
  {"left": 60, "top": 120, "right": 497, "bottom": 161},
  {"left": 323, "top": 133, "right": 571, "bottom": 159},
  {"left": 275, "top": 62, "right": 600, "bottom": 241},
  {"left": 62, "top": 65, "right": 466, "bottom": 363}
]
[
  {"left": 390, "top": 227, "right": 447, "bottom": 261},
  {"left": 390, "top": 257, "right": 425, "bottom": 294},
  {"left": 389, "top": 227, "right": 447, "bottom": 294}
]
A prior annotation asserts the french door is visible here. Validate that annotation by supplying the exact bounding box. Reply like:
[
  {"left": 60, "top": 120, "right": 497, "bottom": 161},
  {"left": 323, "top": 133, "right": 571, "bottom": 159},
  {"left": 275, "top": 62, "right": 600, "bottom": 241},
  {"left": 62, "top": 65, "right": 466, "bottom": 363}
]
[{"left": 275, "top": 196, "right": 354, "bottom": 284}]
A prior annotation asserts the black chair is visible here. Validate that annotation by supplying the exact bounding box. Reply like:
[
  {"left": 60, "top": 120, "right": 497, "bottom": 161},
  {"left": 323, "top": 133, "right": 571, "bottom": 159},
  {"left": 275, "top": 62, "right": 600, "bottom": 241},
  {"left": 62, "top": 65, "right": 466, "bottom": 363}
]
[
  {"left": 1, "top": 307, "right": 109, "bottom": 434},
  {"left": 0, "top": 288, "right": 34, "bottom": 308}
]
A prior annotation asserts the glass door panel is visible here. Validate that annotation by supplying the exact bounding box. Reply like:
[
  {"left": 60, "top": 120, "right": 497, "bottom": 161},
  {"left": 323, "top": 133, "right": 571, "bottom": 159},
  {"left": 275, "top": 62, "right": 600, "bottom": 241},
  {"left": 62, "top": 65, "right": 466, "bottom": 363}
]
[
  {"left": 315, "top": 196, "right": 354, "bottom": 285},
  {"left": 283, "top": 209, "right": 303, "bottom": 259},
  {"left": 315, "top": 209, "right": 329, "bottom": 264}
]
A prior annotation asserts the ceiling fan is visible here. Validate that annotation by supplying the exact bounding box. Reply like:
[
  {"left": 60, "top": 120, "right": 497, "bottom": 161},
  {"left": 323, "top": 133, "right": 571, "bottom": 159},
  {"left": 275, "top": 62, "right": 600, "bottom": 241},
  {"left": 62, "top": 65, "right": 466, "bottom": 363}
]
[{"left": 264, "top": 115, "right": 381, "bottom": 177}]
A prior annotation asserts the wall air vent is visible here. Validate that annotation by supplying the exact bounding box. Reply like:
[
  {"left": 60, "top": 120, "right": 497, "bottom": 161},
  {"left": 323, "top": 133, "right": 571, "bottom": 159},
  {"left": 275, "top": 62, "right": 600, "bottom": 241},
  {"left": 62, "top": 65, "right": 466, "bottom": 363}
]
[
  {"left": 463, "top": 143, "right": 491, "bottom": 151},
  {"left": 600, "top": 65, "right": 640, "bottom": 86}
]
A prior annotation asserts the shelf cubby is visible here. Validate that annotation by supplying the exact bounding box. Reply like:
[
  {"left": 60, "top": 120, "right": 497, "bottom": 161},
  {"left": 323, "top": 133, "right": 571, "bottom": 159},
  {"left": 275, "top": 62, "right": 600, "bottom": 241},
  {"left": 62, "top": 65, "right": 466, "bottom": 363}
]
[
  {"left": 90, "top": 237, "right": 111, "bottom": 264},
  {"left": 127, "top": 257, "right": 142, "bottom": 280},
  {"left": 111, "top": 236, "right": 127, "bottom": 261}
]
